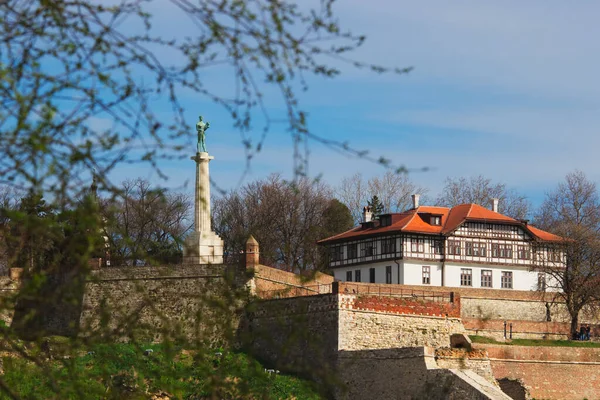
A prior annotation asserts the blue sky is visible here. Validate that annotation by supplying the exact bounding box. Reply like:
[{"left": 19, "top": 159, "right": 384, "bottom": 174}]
[{"left": 112, "top": 1, "right": 600, "bottom": 209}]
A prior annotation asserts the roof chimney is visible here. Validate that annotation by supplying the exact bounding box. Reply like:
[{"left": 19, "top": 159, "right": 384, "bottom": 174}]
[
  {"left": 362, "top": 206, "right": 372, "bottom": 223},
  {"left": 491, "top": 198, "right": 499, "bottom": 213},
  {"left": 412, "top": 194, "right": 420, "bottom": 209}
]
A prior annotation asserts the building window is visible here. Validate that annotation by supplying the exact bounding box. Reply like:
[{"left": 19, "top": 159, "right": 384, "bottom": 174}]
[
  {"left": 517, "top": 246, "right": 530, "bottom": 260},
  {"left": 465, "top": 242, "right": 473, "bottom": 256},
  {"left": 430, "top": 215, "right": 441, "bottom": 226},
  {"left": 501, "top": 271, "right": 513, "bottom": 289},
  {"left": 460, "top": 268, "right": 472, "bottom": 286},
  {"left": 422, "top": 266, "right": 430, "bottom": 284},
  {"left": 433, "top": 240, "right": 444, "bottom": 255},
  {"left": 369, "top": 268, "right": 376, "bottom": 283},
  {"left": 492, "top": 244, "right": 513, "bottom": 258},
  {"left": 481, "top": 270, "right": 492, "bottom": 288},
  {"left": 478, "top": 243, "right": 487, "bottom": 257},
  {"left": 538, "top": 273, "right": 547, "bottom": 291},
  {"left": 346, "top": 270, "right": 352, "bottom": 282},
  {"left": 361, "top": 241, "right": 375, "bottom": 257},
  {"left": 381, "top": 238, "right": 396, "bottom": 254},
  {"left": 410, "top": 238, "right": 424, "bottom": 253},
  {"left": 466, "top": 242, "right": 486, "bottom": 257},
  {"left": 330, "top": 246, "right": 342, "bottom": 262},
  {"left": 380, "top": 215, "right": 392, "bottom": 227},
  {"left": 448, "top": 240, "right": 461, "bottom": 256},
  {"left": 549, "top": 249, "right": 562, "bottom": 263},
  {"left": 385, "top": 266, "right": 392, "bottom": 284},
  {"left": 348, "top": 243, "right": 358, "bottom": 259},
  {"left": 355, "top": 270, "right": 361, "bottom": 283}
]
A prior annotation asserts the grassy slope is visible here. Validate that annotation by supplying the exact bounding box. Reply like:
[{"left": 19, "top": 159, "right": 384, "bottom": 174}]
[
  {"left": 0, "top": 342, "right": 323, "bottom": 399},
  {"left": 470, "top": 335, "right": 600, "bottom": 348}
]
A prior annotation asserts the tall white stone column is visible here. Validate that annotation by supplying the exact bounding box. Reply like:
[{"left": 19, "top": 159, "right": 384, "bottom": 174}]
[
  {"left": 194, "top": 152, "right": 212, "bottom": 232},
  {"left": 183, "top": 151, "right": 224, "bottom": 264}
]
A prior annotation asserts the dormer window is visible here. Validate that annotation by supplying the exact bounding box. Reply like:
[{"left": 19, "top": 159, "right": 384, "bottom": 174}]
[
  {"left": 380, "top": 214, "right": 392, "bottom": 227},
  {"left": 430, "top": 215, "right": 441, "bottom": 226}
]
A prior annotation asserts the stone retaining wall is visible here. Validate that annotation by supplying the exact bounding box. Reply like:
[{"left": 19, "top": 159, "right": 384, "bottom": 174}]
[
  {"left": 338, "top": 293, "right": 464, "bottom": 350},
  {"left": 337, "top": 347, "right": 509, "bottom": 400},
  {"left": 80, "top": 264, "right": 244, "bottom": 342},
  {"left": 251, "top": 264, "right": 334, "bottom": 298},
  {"left": 241, "top": 294, "right": 340, "bottom": 394},
  {"left": 0, "top": 276, "right": 18, "bottom": 326}
]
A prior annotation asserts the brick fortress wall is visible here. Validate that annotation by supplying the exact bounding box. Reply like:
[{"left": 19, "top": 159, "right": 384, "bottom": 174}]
[
  {"left": 376, "top": 283, "right": 600, "bottom": 340},
  {"left": 476, "top": 343, "right": 600, "bottom": 400}
]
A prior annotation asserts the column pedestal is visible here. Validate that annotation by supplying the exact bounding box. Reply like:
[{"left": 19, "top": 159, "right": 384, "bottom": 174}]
[{"left": 182, "top": 151, "right": 224, "bottom": 264}]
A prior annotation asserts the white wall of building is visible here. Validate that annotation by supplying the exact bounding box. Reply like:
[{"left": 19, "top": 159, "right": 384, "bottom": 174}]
[
  {"left": 333, "top": 260, "right": 401, "bottom": 284},
  {"left": 402, "top": 261, "right": 443, "bottom": 286},
  {"left": 443, "top": 263, "right": 538, "bottom": 290},
  {"left": 333, "top": 260, "right": 550, "bottom": 292}
]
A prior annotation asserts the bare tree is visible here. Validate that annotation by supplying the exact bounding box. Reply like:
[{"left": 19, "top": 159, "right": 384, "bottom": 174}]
[
  {"left": 436, "top": 175, "right": 530, "bottom": 219},
  {"left": 101, "top": 179, "right": 192, "bottom": 265},
  {"left": 337, "top": 172, "right": 429, "bottom": 224},
  {"left": 0, "top": 1, "right": 411, "bottom": 397},
  {"left": 0, "top": 0, "right": 411, "bottom": 206},
  {"left": 213, "top": 174, "right": 352, "bottom": 272},
  {"left": 0, "top": 186, "right": 23, "bottom": 274},
  {"left": 534, "top": 170, "right": 600, "bottom": 339}
]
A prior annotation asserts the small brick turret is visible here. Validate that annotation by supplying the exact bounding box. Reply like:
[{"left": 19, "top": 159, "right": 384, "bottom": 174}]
[{"left": 246, "top": 235, "right": 259, "bottom": 268}]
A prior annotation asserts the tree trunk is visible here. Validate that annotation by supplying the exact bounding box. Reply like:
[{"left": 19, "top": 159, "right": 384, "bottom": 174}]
[{"left": 570, "top": 313, "right": 579, "bottom": 340}]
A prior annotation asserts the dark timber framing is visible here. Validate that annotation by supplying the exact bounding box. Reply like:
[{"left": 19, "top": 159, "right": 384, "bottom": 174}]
[{"left": 326, "top": 224, "right": 565, "bottom": 270}]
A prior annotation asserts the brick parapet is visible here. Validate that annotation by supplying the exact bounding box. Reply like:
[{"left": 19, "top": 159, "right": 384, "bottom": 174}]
[{"left": 340, "top": 293, "right": 461, "bottom": 318}]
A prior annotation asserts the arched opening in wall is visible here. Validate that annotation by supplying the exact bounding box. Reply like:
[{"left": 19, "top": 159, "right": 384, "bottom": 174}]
[{"left": 498, "top": 378, "right": 528, "bottom": 400}]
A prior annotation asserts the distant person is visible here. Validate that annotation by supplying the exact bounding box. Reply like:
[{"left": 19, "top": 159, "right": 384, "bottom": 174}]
[
  {"left": 586, "top": 325, "right": 591, "bottom": 340},
  {"left": 580, "top": 325, "right": 586, "bottom": 341}
]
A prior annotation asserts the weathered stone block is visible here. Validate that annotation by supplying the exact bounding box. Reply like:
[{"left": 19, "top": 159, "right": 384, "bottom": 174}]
[{"left": 450, "top": 333, "right": 473, "bottom": 351}]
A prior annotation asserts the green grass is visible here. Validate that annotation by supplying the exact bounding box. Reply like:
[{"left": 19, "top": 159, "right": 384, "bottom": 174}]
[
  {"left": 470, "top": 335, "right": 600, "bottom": 348},
  {"left": 0, "top": 341, "right": 324, "bottom": 399}
]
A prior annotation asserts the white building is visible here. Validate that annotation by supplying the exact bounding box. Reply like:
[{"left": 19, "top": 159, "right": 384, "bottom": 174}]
[{"left": 318, "top": 196, "right": 565, "bottom": 291}]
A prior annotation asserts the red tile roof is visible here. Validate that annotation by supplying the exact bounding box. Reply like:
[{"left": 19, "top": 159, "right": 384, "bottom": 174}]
[
  {"left": 441, "top": 203, "right": 517, "bottom": 234},
  {"left": 525, "top": 225, "right": 564, "bottom": 242},
  {"left": 318, "top": 203, "right": 564, "bottom": 244}
]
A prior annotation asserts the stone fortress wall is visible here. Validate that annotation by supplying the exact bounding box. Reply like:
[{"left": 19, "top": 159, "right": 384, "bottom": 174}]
[
  {"left": 0, "top": 275, "right": 18, "bottom": 327},
  {"left": 1, "top": 257, "right": 600, "bottom": 399},
  {"left": 79, "top": 263, "right": 246, "bottom": 342},
  {"left": 244, "top": 273, "right": 510, "bottom": 399},
  {"left": 249, "top": 264, "right": 334, "bottom": 298},
  {"left": 247, "top": 263, "right": 600, "bottom": 399}
]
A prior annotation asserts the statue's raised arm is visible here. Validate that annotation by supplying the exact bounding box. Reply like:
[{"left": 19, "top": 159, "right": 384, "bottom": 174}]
[{"left": 196, "top": 115, "right": 210, "bottom": 153}]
